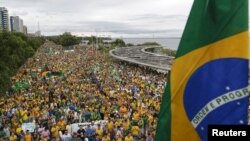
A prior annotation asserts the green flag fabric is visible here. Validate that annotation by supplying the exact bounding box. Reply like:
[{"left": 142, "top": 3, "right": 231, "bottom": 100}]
[{"left": 155, "top": 0, "right": 249, "bottom": 141}]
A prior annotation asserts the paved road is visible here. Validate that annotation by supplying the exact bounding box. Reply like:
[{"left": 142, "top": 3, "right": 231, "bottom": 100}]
[{"left": 109, "top": 46, "right": 174, "bottom": 72}]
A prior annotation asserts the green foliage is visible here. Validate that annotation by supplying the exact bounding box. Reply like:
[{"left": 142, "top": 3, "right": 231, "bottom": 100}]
[
  {"left": 87, "top": 37, "right": 126, "bottom": 50},
  {"left": 88, "top": 36, "right": 97, "bottom": 45},
  {"left": 111, "top": 39, "right": 126, "bottom": 47},
  {"left": 46, "top": 36, "right": 61, "bottom": 44},
  {"left": 46, "top": 32, "right": 82, "bottom": 47},
  {"left": 137, "top": 42, "right": 160, "bottom": 46},
  {"left": 98, "top": 46, "right": 108, "bottom": 52},
  {"left": 59, "top": 33, "right": 78, "bottom": 47},
  {"left": 161, "top": 48, "right": 176, "bottom": 57},
  {"left": 0, "top": 32, "right": 44, "bottom": 95},
  {"left": 126, "top": 43, "right": 134, "bottom": 47},
  {"left": 28, "top": 37, "right": 45, "bottom": 50}
]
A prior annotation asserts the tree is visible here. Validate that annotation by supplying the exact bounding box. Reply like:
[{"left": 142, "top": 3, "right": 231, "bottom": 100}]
[
  {"left": 137, "top": 42, "right": 160, "bottom": 46},
  {"left": 0, "top": 32, "right": 44, "bottom": 95},
  {"left": 46, "top": 32, "right": 81, "bottom": 48},
  {"left": 111, "top": 39, "right": 126, "bottom": 47},
  {"left": 126, "top": 43, "right": 134, "bottom": 47}
]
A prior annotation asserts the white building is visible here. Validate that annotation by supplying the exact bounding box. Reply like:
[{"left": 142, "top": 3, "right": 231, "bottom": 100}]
[
  {"left": 19, "top": 19, "right": 23, "bottom": 33},
  {"left": 10, "top": 16, "right": 24, "bottom": 33},
  {"left": 10, "top": 16, "right": 20, "bottom": 32},
  {"left": 35, "top": 30, "right": 41, "bottom": 37},
  {"left": 0, "top": 7, "right": 9, "bottom": 32}
]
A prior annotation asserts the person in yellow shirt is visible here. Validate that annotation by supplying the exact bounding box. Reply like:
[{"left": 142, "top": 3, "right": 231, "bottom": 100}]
[
  {"left": 102, "top": 133, "right": 110, "bottom": 141},
  {"left": 15, "top": 126, "right": 22, "bottom": 135},
  {"left": 51, "top": 124, "right": 60, "bottom": 138},
  {"left": 11, "top": 116, "right": 19, "bottom": 129},
  {"left": 148, "top": 99, "right": 153, "bottom": 106},
  {"left": 117, "top": 98, "right": 123, "bottom": 107},
  {"left": 155, "top": 102, "right": 160, "bottom": 111},
  {"left": 57, "top": 118, "right": 67, "bottom": 131},
  {"left": 114, "top": 119, "right": 122, "bottom": 128},
  {"left": 132, "top": 111, "right": 140, "bottom": 121},
  {"left": 122, "top": 118, "right": 130, "bottom": 131},
  {"left": 24, "top": 130, "right": 32, "bottom": 141},
  {"left": 130, "top": 102, "right": 136, "bottom": 111},
  {"left": 29, "top": 107, "right": 35, "bottom": 117},
  {"left": 125, "top": 133, "right": 134, "bottom": 141},
  {"left": 147, "top": 114, "right": 154, "bottom": 125},
  {"left": 107, "top": 120, "right": 114, "bottom": 132},
  {"left": 21, "top": 108, "right": 29, "bottom": 123},
  {"left": 95, "top": 124, "right": 103, "bottom": 140},
  {"left": 116, "top": 134, "right": 123, "bottom": 141},
  {"left": 9, "top": 132, "right": 17, "bottom": 141},
  {"left": 119, "top": 105, "right": 127, "bottom": 117},
  {"left": 131, "top": 123, "right": 140, "bottom": 137}
]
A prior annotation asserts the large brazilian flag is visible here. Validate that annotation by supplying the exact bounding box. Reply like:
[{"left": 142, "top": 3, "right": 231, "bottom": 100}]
[{"left": 155, "top": 0, "right": 249, "bottom": 141}]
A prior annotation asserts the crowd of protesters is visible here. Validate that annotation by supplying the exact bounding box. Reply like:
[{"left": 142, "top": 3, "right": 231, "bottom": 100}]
[{"left": 0, "top": 41, "right": 167, "bottom": 141}]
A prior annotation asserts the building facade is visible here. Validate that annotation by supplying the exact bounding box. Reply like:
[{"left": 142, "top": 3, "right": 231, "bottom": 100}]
[
  {"left": 0, "top": 7, "right": 9, "bottom": 32},
  {"left": 19, "top": 19, "right": 23, "bottom": 33},
  {"left": 10, "top": 16, "right": 22, "bottom": 32},
  {"left": 23, "top": 25, "right": 28, "bottom": 35},
  {"left": 35, "top": 30, "right": 41, "bottom": 37}
]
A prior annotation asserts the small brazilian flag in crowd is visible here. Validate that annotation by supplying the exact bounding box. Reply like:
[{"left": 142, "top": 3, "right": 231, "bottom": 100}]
[
  {"left": 40, "top": 64, "right": 50, "bottom": 76},
  {"left": 156, "top": 0, "right": 249, "bottom": 141}
]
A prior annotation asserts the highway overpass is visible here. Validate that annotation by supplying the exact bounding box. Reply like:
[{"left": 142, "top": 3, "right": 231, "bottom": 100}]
[{"left": 109, "top": 46, "right": 174, "bottom": 72}]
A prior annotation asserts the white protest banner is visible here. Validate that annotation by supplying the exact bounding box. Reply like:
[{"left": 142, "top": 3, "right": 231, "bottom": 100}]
[
  {"left": 71, "top": 120, "right": 107, "bottom": 134},
  {"left": 22, "top": 123, "right": 36, "bottom": 132}
]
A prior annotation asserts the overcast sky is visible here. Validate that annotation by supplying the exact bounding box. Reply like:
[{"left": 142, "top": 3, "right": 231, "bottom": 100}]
[{"left": 2, "top": 0, "right": 193, "bottom": 37}]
